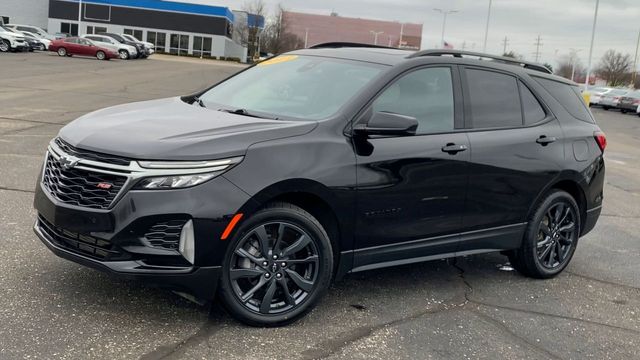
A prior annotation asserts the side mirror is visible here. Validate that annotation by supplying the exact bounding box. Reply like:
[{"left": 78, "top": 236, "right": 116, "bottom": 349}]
[{"left": 353, "top": 111, "right": 418, "bottom": 137}]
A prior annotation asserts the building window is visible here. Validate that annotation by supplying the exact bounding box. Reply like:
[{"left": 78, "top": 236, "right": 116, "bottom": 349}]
[
  {"left": 124, "top": 28, "right": 143, "bottom": 41},
  {"left": 61, "top": 22, "right": 78, "bottom": 36},
  {"left": 170, "top": 34, "right": 189, "bottom": 55},
  {"left": 147, "top": 31, "right": 166, "bottom": 53},
  {"left": 85, "top": 26, "right": 105, "bottom": 35},
  {"left": 193, "top": 36, "right": 212, "bottom": 57}
]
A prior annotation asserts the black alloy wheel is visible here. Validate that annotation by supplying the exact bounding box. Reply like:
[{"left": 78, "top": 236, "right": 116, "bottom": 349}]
[
  {"left": 219, "top": 202, "right": 333, "bottom": 326},
  {"left": 535, "top": 202, "right": 577, "bottom": 269},
  {"left": 509, "top": 190, "right": 580, "bottom": 278}
]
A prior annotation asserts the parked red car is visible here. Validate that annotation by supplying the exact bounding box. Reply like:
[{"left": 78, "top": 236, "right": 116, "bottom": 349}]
[{"left": 48, "top": 37, "right": 118, "bottom": 60}]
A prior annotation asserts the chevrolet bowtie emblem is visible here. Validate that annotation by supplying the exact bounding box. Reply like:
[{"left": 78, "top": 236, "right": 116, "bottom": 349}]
[{"left": 58, "top": 155, "right": 80, "bottom": 170}]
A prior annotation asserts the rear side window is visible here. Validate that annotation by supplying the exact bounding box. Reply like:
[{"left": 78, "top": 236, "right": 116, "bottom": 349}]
[
  {"left": 533, "top": 77, "right": 595, "bottom": 123},
  {"left": 519, "top": 82, "right": 546, "bottom": 124},
  {"left": 465, "top": 69, "right": 522, "bottom": 128}
]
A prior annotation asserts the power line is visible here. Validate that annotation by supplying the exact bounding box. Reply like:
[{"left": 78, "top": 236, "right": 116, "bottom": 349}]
[
  {"left": 501, "top": 36, "right": 509, "bottom": 54},
  {"left": 533, "top": 35, "right": 543, "bottom": 62}
]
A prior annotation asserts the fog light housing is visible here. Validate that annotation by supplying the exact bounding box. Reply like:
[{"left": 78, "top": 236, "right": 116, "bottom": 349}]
[{"left": 179, "top": 220, "right": 195, "bottom": 264}]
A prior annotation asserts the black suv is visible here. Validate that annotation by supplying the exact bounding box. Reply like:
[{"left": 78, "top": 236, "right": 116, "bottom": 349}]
[{"left": 34, "top": 45, "right": 605, "bottom": 326}]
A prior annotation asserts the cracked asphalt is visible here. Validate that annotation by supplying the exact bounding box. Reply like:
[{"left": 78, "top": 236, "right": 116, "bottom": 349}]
[{"left": 0, "top": 52, "right": 638, "bottom": 360}]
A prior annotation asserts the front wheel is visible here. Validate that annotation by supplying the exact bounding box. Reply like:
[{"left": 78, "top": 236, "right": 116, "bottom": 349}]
[
  {"left": 218, "top": 202, "right": 333, "bottom": 327},
  {"left": 0, "top": 40, "right": 9, "bottom": 52},
  {"left": 118, "top": 50, "right": 129, "bottom": 60},
  {"left": 57, "top": 47, "right": 67, "bottom": 56},
  {"left": 621, "top": 109, "right": 628, "bottom": 114},
  {"left": 509, "top": 190, "right": 580, "bottom": 279}
]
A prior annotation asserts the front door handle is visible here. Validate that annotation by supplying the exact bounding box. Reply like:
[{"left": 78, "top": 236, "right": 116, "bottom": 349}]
[
  {"left": 441, "top": 143, "right": 468, "bottom": 154},
  {"left": 536, "top": 135, "right": 557, "bottom": 146}
]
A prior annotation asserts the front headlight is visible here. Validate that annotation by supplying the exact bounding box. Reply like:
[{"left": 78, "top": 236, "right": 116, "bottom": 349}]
[{"left": 133, "top": 157, "right": 243, "bottom": 190}]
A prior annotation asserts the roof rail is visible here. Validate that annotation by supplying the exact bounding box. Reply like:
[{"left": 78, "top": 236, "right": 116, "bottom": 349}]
[
  {"left": 309, "top": 42, "right": 397, "bottom": 50},
  {"left": 409, "top": 49, "right": 552, "bottom": 74}
]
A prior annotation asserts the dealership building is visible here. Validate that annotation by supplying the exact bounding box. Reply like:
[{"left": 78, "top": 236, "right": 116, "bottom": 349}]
[{"left": 1, "top": 0, "right": 264, "bottom": 61}]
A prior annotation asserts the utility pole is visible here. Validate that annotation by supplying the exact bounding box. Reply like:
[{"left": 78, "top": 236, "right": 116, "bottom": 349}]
[
  {"left": 304, "top": 28, "right": 309, "bottom": 48},
  {"left": 399, "top": 23, "right": 404, "bottom": 48},
  {"left": 533, "top": 35, "right": 543, "bottom": 62},
  {"left": 482, "top": 0, "right": 492, "bottom": 52},
  {"left": 501, "top": 36, "right": 509, "bottom": 54},
  {"left": 632, "top": 28, "right": 640, "bottom": 88},
  {"left": 584, "top": 0, "right": 600, "bottom": 89},
  {"left": 461, "top": 41, "right": 467, "bottom": 50},
  {"left": 433, "top": 8, "right": 458, "bottom": 48},
  {"left": 569, "top": 48, "right": 583, "bottom": 82},
  {"left": 370, "top": 30, "right": 383, "bottom": 45}
]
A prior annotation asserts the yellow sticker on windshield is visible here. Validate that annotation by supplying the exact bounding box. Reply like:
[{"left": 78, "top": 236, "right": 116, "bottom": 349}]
[{"left": 257, "top": 55, "right": 298, "bottom": 66}]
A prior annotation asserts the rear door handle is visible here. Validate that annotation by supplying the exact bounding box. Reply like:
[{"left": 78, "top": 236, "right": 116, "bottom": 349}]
[
  {"left": 536, "top": 135, "right": 557, "bottom": 146},
  {"left": 441, "top": 143, "right": 468, "bottom": 154}
]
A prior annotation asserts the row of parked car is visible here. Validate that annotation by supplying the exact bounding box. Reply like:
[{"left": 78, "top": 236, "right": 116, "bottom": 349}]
[
  {"left": 0, "top": 23, "right": 154, "bottom": 60},
  {"left": 589, "top": 87, "right": 640, "bottom": 116}
]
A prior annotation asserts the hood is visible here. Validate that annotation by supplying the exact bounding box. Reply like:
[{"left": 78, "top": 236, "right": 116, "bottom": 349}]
[{"left": 58, "top": 97, "right": 317, "bottom": 160}]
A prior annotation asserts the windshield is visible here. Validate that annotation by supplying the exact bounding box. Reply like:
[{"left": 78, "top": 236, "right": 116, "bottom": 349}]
[{"left": 199, "top": 55, "right": 385, "bottom": 120}]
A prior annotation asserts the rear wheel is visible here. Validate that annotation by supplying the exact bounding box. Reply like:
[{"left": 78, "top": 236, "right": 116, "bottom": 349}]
[
  {"left": 57, "top": 47, "right": 67, "bottom": 56},
  {"left": 621, "top": 109, "right": 628, "bottom": 114},
  {"left": 602, "top": 106, "right": 610, "bottom": 110},
  {"left": 509, "top": 190, "right": 580, "bottom": 279},
  {"left": 96, "top": 51, "right": 106, "bottom": 60},
  {"left": 0, "top": 40, "right": 9, "bottom": 52},
  {"left": 218, "top": 202, "right": 333, "bottom": 326}
]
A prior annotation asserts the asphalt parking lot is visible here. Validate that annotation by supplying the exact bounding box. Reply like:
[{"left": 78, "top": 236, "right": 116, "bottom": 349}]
[{"left": 0, "top": 51, "right": 638, "bottom": 360}]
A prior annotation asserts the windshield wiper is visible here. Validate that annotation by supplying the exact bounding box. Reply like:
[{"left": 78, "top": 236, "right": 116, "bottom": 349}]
[
  {"left": 218, "top": 108, "right": 273, "bottom": 119},
  {"left": 193, "top": 96, "right": 206, "bottom": 108}
]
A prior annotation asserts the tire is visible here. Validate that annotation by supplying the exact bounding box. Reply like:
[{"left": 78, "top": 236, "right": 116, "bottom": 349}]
[
  {"left": 621, "top": 109, "right": 627, "bottom": 114},
  {"left": 218, "top": 202, "right": 333, "bottom": 327},
  {"left": 509, "top": 190, "right": 581, "bottom": 279},
  {"left": 96, "top": 51, "right": 106, "bottom": 60},
  {"left": 57, "top": 47, "right": 67, "bottom": 56},
  {"left": 0, "top": 39, "right": 11, "bottom": 52},
  {"left": 118, "top": 49, "right": 129, "bottom": 60},
  {"left": 602, "top": 106, "right": 609, "bottom": 110},
  {"left": 38, "top": 44, "right": 46, "bottom": 51}
]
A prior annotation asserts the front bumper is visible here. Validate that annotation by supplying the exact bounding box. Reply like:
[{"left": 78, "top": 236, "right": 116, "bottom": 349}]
[
  {"left": 33, "top": 159, "right": 253, "bottom": 299},
  {"left": 34, "top": 219, "right": 221, "bottom": 299}
]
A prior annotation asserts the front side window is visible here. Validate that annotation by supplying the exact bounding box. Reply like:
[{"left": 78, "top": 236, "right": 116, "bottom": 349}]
[
  {"left": 199, "top": 55, "right": 385, "bottom": 121},
  {"left": 371, "top": 67, "right": 455, "bottom": 134},
  {"left": 466, "top": 68, "right": 522, "bottom": 128}
]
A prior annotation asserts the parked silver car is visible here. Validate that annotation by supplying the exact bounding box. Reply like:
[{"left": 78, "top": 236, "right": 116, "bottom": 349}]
[
  {"left": 599, "top": 89, "right": 629, "bottom": 110},
  {"left": 81, "top": 34, "right": 138, "bottom": 60}
]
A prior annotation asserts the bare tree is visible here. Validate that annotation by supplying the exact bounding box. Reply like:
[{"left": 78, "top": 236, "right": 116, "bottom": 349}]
[
  {"left": 596, "top": 50, "right": 632, "bottom": 86},
  {"left": 260, "top": 4, "right": 304, "bottom": 55},
  {"left": 555, "top": 54, "right": 583, "bottom": 81},
  {"left": 239, "top": 0, "right": 267, "bottom": 60}
]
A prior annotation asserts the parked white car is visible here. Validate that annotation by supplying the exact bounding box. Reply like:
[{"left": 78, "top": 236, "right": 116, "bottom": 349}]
[
  {"left": 587, "top": 87, "right": 612, "bottom": 106},
  {"left": 120, "top": 33, "right": 155, "bottom": 56},
  {"left": 20, "top": 30, "right": 51, "bottom": 51},
  {"left": 5, "top": 24, "right": 54, "bottom": 40},
  {"left": 81, "top": 34, "right": 138, "bottom": 60},
  {"left": 0, "top": 25, "right": 27, "bottom": 52}
]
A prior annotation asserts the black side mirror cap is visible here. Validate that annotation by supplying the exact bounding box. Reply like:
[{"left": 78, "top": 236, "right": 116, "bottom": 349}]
[{"left": 353, "top": 111, "right": 418, "bottom": 137}]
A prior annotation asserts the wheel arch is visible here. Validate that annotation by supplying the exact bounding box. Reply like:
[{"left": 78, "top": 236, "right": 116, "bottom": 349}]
[
  {"left": 527, "top": 174, "right": 588, "bottom": 234},
  {"left": 234, "top": 178, "right": 354, "bottom": 279}
]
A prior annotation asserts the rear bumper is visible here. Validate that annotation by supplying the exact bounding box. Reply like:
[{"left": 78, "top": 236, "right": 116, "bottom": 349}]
[
  {"left": 34, "top": 219, "right": 221, "bottom": 299},
  {"left": 581, "top": 205, "right": 601, "bottom": 237},
  {"left": 616, "top": 103, "right": 639, "bottom": 111}
]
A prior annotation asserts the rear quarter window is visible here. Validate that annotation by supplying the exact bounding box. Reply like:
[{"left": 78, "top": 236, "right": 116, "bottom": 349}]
[{"left": 533, "top": 77, "right": 595, "bottom": 123}]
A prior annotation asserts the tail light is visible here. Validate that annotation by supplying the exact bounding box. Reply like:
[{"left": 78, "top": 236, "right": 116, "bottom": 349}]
[{"left": 594, "top": 131, "right": 607, "bottom": 152}]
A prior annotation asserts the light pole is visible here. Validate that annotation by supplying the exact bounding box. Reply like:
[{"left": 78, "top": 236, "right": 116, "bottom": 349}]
[
  {"left": 569, "top": 48, "right": 583, "bottom": 81},
  {"left": 304, "top": 28, "right": 309, "bottom": 48},
  {"left": 77, "top": 0, "right": 82, "bottom": 36},
  {"left": 370, "top": 30, "right": 384, "bottom": 46},
  {"left": 434, "top": 8, "right": 458, "bottom": 48},
  {"left": 632, "top": 28, "right": 640, "bottom": 87},
  {"left": 482, "top": 0, "right": 492, "bottom": 52},
  {"left": 584, "top": 0, "right": 600, "bottom": 89}
]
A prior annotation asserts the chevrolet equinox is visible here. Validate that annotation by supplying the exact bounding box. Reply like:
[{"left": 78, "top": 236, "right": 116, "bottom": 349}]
[{"left": 34, "top": 45, "right": 605, "bottom": 326}]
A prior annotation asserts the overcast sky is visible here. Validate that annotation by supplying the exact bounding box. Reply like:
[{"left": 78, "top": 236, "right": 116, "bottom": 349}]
[{"left": 181, "top": 0, "right": 640, "bottom": 68}]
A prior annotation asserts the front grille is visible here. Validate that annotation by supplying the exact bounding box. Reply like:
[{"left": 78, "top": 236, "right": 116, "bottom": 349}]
[
  {"left": 54, "top": 138, "right": 131, "bottom": 166},
  {"left": 42, "top": 154, "right": 127, "bottom": 209},
  {"left": 38, "top": 216, "right": 126, "bottom": 261},
  {"left": 144, "top": 220, "right": 187, "bottom": 250}
]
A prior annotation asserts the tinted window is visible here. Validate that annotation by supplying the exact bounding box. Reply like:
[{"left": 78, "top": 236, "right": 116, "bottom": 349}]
[
  {"left": 519, "top": 82, "right": 546, "bottom": 124},
  {"left": 466, "top": 69, "right": 522, "bottom": 128},
  {"left": 372, "top": 67, "right": 454, "bottom": 134},
  {"left": 533, "top": 77, "right": 594, "bottom": 123}
]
